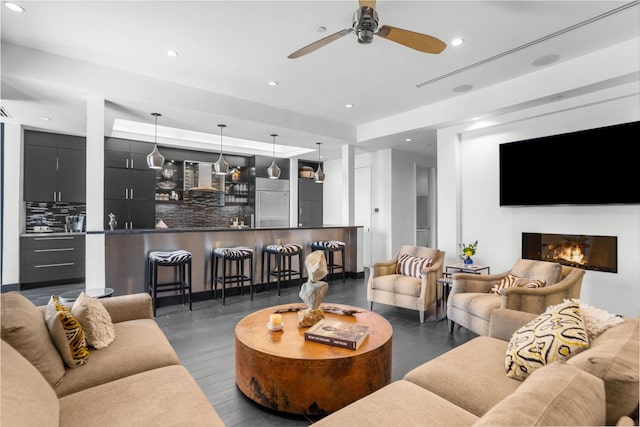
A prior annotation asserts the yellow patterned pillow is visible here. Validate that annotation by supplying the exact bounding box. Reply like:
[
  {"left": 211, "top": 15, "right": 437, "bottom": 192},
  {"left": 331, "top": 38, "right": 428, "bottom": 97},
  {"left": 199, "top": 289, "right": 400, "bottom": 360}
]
[
  {"left": 44, "top": 296, "right": 89, "bottom": 368},
  {"left": 505, "top": 300, "right": 589, "bottom": 380},
  {"left": 490, "top": 273, "right": 546, "bottom": 295}
]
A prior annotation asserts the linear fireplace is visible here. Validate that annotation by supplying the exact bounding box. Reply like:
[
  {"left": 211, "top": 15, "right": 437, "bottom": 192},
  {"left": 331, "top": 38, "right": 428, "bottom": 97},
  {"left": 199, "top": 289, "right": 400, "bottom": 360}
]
[{"left": 522, "top": 233, "right": 617, "bottom": 273}]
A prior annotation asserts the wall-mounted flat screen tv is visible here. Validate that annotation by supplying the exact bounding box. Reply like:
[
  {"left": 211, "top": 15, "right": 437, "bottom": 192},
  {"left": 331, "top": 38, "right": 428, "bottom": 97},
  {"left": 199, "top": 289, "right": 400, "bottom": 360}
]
[{"left": 499, "top": 121, "right": 639, "bottom": 206}]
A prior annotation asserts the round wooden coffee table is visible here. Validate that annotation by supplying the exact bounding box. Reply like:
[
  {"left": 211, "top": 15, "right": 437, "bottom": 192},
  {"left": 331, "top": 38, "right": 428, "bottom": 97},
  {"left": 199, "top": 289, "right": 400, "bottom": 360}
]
[{"left": 235, "top": 303, "right": 392, "bottom": 415}]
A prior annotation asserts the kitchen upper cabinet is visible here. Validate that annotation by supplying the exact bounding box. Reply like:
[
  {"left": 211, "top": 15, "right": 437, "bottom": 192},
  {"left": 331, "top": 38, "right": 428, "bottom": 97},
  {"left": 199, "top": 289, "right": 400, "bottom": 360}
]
[
  {"left": 104, "top": 137, "right": 155, "bottom": 170},
  {"left": 23, "top": 130, "right": 86, "bottom": 203}
]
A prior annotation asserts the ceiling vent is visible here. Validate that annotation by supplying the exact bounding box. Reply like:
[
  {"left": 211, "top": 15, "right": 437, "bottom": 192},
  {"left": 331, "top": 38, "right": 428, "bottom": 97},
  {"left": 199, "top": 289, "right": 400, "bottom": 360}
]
[{"left": 0, "top": 106, "right": 11, "bottom": 118}]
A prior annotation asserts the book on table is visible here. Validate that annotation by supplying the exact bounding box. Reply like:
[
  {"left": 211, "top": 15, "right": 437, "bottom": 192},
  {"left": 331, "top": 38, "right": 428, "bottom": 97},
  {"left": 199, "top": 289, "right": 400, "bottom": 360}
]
[{"left": 304, "top": 319, "right": 369, "bottom": 350}]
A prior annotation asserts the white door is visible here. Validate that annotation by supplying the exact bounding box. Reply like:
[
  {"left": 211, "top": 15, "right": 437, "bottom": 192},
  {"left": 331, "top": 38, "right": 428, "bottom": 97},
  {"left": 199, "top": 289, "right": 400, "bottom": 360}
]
[{"left": 355, "top": 165, "right": 372, "bottom": 268}]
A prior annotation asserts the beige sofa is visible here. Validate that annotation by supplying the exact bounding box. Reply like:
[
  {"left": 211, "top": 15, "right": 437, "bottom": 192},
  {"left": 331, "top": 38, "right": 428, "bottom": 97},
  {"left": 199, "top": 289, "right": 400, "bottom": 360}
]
[
  {"left": 314, "top": 308, "right": 639, "bottom": 426},
  {"left": 1, "top": 291, "right": 224, "bottom": 427}
]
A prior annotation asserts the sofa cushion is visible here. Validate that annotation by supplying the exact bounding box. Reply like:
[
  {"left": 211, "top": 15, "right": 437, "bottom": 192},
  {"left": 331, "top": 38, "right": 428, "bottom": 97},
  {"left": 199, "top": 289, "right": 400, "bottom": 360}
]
[
  {"left": 1, "top": 340, "right": 60, "bottom": 427},
  {"left": 59, "top": 365, "right": 225, "bottom": 427},
  {"left": 506, "top": 299, "right": 589, "bottom": 380},
  {"left": 404, "top": 336, "right": 521, "bottom": 417},
  {"left": 71, "top": 292, "right": 116, "bottom": 349},
  {"left": 45, "top": 296, "right": 89, "bottom": 368},
  {"left": 510, "top": 259, "right": 562, "bottom": 286},
  {"left": 312, "top": 380, "right": 479, "bottom": 427},
  {"left": 567, "top": 317, "right": 639, "bottom": 425},
  {"left": 489, "top": 273, "right": 545, "bottom": 295},
  {"left": 53, "top": 318, "right": 181, "bottom": 397},
  {"left": 474, "top": 361, "right": 606, "bottom": 426},
  {"left": 396, "top": 253, "right": 432, "bottom": 278},
  {"left": 0, "top": 292, "right": 65, "bottom": 387}
]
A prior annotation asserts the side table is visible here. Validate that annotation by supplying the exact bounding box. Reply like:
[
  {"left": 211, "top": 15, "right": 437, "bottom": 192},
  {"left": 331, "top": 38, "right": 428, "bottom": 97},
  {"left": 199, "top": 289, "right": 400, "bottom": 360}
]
[
  {"left": 435, "top": 277, "right": 453, "bottom": 321},
  {"left": 445, "top": 263, "right": 490, "bottom": 276},
  {"left": 59, "top": 287, "right": 115, "bottom": 303}
]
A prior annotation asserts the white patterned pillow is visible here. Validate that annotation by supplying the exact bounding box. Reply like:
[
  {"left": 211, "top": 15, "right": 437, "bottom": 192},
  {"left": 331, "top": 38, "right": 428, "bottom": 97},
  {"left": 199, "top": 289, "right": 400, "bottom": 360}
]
[
  {"left": 490, "top": 273, "right": 546, "bottom": 295},
  {"left": 396, "top": 253, "right": 432, "bottom": 278},
  {"left": 45, "top": 296, "right": 89, "bottom": 368},
  {"left": 505, "top": 300, "right": 589, "bottom": 380},
  {"left": 71, "top": 292, "right": 115, "bottom": 349},
  {"left": 548, "top": 299, "right": 624, "bottom": 341}
]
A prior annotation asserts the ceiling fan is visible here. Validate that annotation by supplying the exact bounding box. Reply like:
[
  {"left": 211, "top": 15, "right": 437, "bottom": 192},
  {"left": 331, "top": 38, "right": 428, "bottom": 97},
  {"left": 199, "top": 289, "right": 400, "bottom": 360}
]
[{"left": 288, "top": 0, "right": 446, "bottom": 59}]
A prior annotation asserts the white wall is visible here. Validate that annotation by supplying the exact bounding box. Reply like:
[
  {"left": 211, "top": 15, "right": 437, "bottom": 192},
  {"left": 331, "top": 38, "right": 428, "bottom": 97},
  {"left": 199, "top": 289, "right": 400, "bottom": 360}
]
[{"left": 438, "top": 94, "right": 640, "bottom": 316}]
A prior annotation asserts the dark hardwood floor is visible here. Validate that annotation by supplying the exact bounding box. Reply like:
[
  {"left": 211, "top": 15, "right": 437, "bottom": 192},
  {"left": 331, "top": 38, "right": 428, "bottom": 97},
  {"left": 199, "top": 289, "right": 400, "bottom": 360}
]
[{"left": 17, "top": 271, "right": 477, "bottom": 427}]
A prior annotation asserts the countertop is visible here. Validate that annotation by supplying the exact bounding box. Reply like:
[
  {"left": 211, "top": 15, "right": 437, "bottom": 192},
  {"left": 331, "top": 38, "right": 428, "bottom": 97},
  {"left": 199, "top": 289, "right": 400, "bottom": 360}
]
[
  {"left": 94, "top": 225, "right": 361, "bottom": 235},
  {"left": 21, "top": 232, "right": 86, "bottom": 238}
]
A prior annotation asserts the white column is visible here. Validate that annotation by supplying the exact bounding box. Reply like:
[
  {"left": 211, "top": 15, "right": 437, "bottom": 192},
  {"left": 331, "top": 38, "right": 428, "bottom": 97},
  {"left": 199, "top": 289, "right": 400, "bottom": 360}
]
[
  {"left": 341, "top": 144, "right": 355, "bottom": 225},
  {"left": 1, "top": 122, "right": 23, "bottom": 287},
  {"left": 84, "top": 97, "right": 106, "bottom": 288}
]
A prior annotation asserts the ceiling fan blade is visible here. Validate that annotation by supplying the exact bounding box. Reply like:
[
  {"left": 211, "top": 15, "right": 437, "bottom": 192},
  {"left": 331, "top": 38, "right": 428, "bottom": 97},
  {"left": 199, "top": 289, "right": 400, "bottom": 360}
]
[
  {"left": 376, "top": 25, "right": 446, "bottom": 54},
  {"left": 359, "top": 0, "right": 376, "bottom": 10},
  {"left": 288, "top": 29, "right": 354, "bottom": 59}
]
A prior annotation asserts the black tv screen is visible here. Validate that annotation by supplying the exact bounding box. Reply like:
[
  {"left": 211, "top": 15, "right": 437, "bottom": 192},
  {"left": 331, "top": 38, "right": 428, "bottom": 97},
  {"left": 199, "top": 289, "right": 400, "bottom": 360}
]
[{"left": 499, "top": 121, "right": 640, "bottom": 206}]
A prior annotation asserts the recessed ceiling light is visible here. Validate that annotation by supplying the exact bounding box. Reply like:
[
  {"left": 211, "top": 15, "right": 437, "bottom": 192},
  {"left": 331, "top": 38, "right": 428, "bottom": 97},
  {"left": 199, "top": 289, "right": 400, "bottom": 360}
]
[
  {"left": 4, "top": 2, "right": 25, "bottom": 12},
  {"left": 451, "top": 38, "right": 464, "bottom": 46},
  {"left": 345, "top": 104, "right": 353, "bottom": 108},
  {"left": 452, "top": 84, "right": 473, "bottom": 93},
  {"left": 531, "top": 54, "right": 560, "bottom": 67},
  {"left": 166, "top": 50, "right": 179, "bottom": 58},
  {"left": 268, "top": 81, "right": 279, "bottom": 86},
  {"left": 405, "top": 138, "right": 412, "bottom": 142},
  {"left": 41, "top": 116, "right": 51, "bottom": 121},
  {"left": 551, "top": 95, "right": 563, "bottom": 101},
  {"left": 318, "top": 26, "right": 327, "bottom": 33},
  {"left": 471, "top": 116, "right": 480, "bottom": 121}
]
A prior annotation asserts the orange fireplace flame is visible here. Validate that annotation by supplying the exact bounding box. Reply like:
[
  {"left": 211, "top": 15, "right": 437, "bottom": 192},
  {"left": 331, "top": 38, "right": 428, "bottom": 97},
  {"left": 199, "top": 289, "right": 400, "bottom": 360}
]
[{"left": 547, "top": 244, "right": 585, "bottom": 265}]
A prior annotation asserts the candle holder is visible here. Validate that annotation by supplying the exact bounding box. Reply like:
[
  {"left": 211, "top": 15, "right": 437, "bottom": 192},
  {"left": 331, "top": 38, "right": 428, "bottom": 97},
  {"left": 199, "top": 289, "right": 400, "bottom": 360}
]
[{"left": 268, "top": 313, "right": 284, "bottom": 331}]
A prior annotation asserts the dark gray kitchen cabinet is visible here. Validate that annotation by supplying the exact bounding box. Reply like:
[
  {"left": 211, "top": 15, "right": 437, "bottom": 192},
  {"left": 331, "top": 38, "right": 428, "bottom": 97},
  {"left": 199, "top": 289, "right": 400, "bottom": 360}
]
[
  {"left": 104, "top": 137, "right": 156, "bottom": 229},
  {"left": 104, "top": 137, "right": 155, "bottom": 170},
  {"left": 298, "top": 177, "right": 323, "bottom": 227},
  {"left": 23, "top": 130, "right": 86, "bottom": 203},
  {"left": 20, "top": 234, "right": 85, "bottom": 284}
]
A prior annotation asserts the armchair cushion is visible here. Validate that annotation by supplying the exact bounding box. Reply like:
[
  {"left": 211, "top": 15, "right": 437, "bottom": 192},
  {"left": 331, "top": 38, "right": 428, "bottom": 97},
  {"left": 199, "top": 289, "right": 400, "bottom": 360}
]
[
  {"left": 510, "top": 259, "right": 562, "bottom": 286},
  {"left": 489, "top": 274, "right": 545, "bottom": 295},
  {"left": 505, "top": 300, "right": 589, "bottom": 380},
  {"left": 396, "top": 253, "right": 432, "bottom": 278}
]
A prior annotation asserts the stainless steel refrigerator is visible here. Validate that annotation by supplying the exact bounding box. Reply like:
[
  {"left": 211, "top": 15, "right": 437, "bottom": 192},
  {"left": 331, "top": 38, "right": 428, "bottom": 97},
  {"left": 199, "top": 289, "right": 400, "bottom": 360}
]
[{"left": 255, "top": 177, "right": 290, "bottom": 228}]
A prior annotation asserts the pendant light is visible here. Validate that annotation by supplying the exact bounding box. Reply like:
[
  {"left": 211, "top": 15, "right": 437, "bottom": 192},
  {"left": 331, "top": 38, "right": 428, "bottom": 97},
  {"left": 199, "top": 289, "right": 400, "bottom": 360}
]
[
  {"left": 214, "top": 124, "right": 229, "bottom": 175},
  {"left": 314, "top": 142, "right": 325, "bottom": 183},
  {"left": 146, "top": 112, "right": 165, "bottom": 169},
  {"left": 267, "top": 133, "right": 281, "bottom": 179}
]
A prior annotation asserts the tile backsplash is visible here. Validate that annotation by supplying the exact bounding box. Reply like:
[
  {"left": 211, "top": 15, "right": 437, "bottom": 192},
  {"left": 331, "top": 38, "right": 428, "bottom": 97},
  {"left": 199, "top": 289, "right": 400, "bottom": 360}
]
[{"left": 25, "top": 202, "right": 86, "bottom": 233}]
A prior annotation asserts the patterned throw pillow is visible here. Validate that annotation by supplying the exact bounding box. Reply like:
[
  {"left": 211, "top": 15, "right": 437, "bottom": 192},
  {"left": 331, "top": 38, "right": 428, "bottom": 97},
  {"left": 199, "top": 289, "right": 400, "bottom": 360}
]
[
  {"left": 396, "top": 253, "right": 433, "bottom": 278},
  {"left": 71, "top": 292, "right": 116, "bottom": 349},
  {"left": 505, "top": 300, "right": 589, "bottom": 380},
  {"left": 490, "top": 273, "right": 546, "bottom": 295},
  {"left": 44, "top": 296, "right": 89, "bottom": 368}
]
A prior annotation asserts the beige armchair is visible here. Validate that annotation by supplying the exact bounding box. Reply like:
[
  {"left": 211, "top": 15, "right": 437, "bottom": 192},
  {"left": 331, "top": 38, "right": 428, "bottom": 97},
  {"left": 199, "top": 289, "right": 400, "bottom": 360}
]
[
  {"left": 367, "top": 245, "right": 445, "bottom": 323},
  {"left": 447, "top": 258, "right": 585, "bottom": 336}
]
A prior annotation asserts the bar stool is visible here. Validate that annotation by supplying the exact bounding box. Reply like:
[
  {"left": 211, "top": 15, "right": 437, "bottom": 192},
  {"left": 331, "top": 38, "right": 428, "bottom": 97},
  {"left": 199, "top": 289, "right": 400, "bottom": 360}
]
[
  {"left": 211, "top": 246, "right": 254, "bottom": 305},
  {"left": 262, "top": 243, "right": 304, "bottom": 296},
  {"left": 311, "top": 240, "right": 346, "bottom": 283},
  {"left": 147, "top": 249, "right": 192, "bottom": 317}
]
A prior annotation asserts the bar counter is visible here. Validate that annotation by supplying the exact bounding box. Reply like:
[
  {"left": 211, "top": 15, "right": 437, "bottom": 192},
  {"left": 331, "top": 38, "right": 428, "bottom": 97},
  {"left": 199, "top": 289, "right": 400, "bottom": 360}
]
[{"left": 91, "top": 226, "right": 362, "bottom": 299}]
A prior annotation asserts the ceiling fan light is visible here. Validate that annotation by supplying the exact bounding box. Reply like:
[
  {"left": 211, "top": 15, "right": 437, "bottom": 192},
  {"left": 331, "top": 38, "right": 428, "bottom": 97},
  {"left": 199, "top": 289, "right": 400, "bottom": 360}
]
[{"left": 147, "top": 112, "right": 164, "bottom": 169}]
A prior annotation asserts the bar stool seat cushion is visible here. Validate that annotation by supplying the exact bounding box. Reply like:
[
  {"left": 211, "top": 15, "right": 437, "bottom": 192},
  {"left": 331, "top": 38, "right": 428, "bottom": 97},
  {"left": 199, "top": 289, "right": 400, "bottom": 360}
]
[
  {"left": 148, "top": 250, "right": 192, "bottom": 265},
  {"left": 312, "top": 240, "right": 345, "bottom": 250},
  {"left": 266, "top": 243, "right": 303, "bottom": 254},
  {"left": 213, "top": 247, "right": 254, "bottom": 259}
]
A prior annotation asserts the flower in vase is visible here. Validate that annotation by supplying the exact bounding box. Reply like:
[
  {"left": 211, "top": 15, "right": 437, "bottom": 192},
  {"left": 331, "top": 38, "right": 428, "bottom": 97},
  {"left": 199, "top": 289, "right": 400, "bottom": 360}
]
[{"left": 459, "top": 241, "right": 478, "bottom": 260}]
